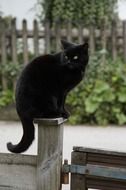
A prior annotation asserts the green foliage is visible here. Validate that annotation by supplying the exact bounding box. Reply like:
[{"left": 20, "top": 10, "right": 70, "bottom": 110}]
[
  {"left": 38, "top": 0, "right": 118, "bottom": 24},
  {"left": 0, "top": 62, "right": 23, "bottom": 80},
  {"left": 0, "top": 15, "right": 14, "bottom": 30},
  {"left": 0, "top": 61, "right": 23, "bottom": 89},
  {"left": 0, "top": 90, "right": 14, "bottom": 107},
  {"left": 67, "top": 53, "right": 126, "bottom": 125}
]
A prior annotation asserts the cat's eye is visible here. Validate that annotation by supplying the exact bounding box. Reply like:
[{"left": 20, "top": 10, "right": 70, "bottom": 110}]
[
  {"left": 73, "top": 55, "right": 78, "bottom": 60},
  {"left": 65, "top": 55, "right": 68, "bottom": 59}
]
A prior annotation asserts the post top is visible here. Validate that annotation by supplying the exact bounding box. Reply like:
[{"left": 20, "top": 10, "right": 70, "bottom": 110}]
[{"left": 34, "top": 117, "right": 66, "bottom": 126}]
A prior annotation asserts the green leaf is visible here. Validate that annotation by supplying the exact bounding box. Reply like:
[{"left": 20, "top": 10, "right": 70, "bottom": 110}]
[
  {"left": 0, "top": 90, "right": 14, "bottom": 107},
  {"left": 112, "top": 107, "right": 121, "bottom": 114},
  {"left": 117, "top": 88, "right": 126, "bottom": 102},
  {"left": 94, "top": 80, "right": 110, "bottom": 94},
  {"left": 85, "top": 97, "right": 100, "bottom": 113},
  {"left": 102, "top": 90, "right": 115, "bottom": 102},
  {"left": 116, "top": 113, "right": 126, "bottom": 125}
]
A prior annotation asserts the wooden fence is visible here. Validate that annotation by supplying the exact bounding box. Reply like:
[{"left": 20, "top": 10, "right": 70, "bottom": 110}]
[
  {"left": 1, "top": 118, "right": 126, "bottom": 189},
  {"left": 0, "top": 118, "right": 64, "bottom": 190},
  {"left": 0, "top": 118, "right": 126, "bottom": 190},
  {"left": 1, "top": 18, "right": 126, "bottom": 90},
  {"left": 62, "top": 147, "right": 126, "bottom": 190}
]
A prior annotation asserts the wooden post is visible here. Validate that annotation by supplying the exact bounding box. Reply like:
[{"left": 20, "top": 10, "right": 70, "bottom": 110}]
[
  {"left": 22, "top": 19, "right": 29, "bottom": 64},
  {"left": 33, "top": 20, "right": 39, "bottom": 56},
  {"left": 100, "top": 19, "right": 107, "bottom": 64},
  {"left": 0, "top": 20, "right": 8, "bottom": 90},
  {"left": 123, "top": 20, "right": 126, "bottom": 63},
  {"left": 67, "top": 21, "right": 72, "bottom": 42},
  {"left": 11, "top": 18, "right": 17, "bottom": 64},
  {"left": 55, "top": 21, "right": 61, "bottom": 52},
  {"left": 45, "top": 20, "right": 51, "bottom": 54},
  {"left": 78, "top": 24, "right": 83, "bottom": 44},
  {"left": 35, "top": 118, "right": 65, "bottom": 190},
  {"left": 11, "top": 18, "right": 17, "bottom": 90},
  {"left": 89, "top": 24, "right": 95, "bottom": 55},
  {"left": 111, "top": 20, "right": 117, "bottom": 60}
]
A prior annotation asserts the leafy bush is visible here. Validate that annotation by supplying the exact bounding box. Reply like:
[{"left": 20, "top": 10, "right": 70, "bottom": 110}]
[
  {"left": 0, "top": 61, "right": 23, "bottom": 90},
  {"left": 0, "top": 62, "right": 22, "bottom": 108},
  {"left": 67, "top": 52, "right": 126, "bottom": 125},
  {"left": 38, "top": 0, "right": 118, "bottom": 25},
  {"left": 0, "top": 90, "right": 14, "bottom": 107},
  {"left": 0, "top": 61, "right": 23, "bottom": 80}
]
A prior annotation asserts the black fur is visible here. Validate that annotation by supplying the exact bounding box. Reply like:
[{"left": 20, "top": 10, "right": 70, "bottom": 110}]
[{"left": 7, "top": 40, "right": 89, "bottom": 153}]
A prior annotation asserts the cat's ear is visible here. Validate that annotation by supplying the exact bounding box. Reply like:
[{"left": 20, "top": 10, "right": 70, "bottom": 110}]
[
  {"left": 61, "top": 40, "right": 75, "bottom": 49},
  {"left": 81, "top": 42, "right": 89, "bottom": 53},
  {"left": 82, "top": 42, "right": 88, "bottom": 50}
]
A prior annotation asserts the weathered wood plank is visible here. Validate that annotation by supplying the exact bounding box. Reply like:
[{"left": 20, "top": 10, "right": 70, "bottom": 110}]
[
  {"left": 87, "top": 178, "right": 126, "bottom": 190},
  {"left": 71, "top": 152, "right": 87, "bottom": 190},
  {"left": 0, "top": 20, "right": 8, "bottom": 90},
  {"left": 67, "top": 21, "right": 72, "bottom": 42},
  {"left": 0, "top": 153, "right": 36, "bottom": 165},
  {"left": 78, "top": 24, "right": 83, "bottom": 44},
  {"left": 22, "top": 19, "right": 29, "bottom": 64},
  {"left": 11, "top": 18, "right": 17, "bottom": 64},
  {"left": 111, "top": 20, "right": 117, "bottom": 60},
  {"left": 33, "top": 19, "right": 39, "bottom": 56},
  {"left": 89, "top": 24, "right": 95, "bottom": 54},
  {"left": 11, "top": 18, "right": 17, "bottom": 90},
  {"left": 100, "top": 19, "right": 107, "bottom": 64},
  {"left": 44, "top": 20, "right": 50, "bottom": 54},
  {"left": 73, "top": 146, "right": 126, "bottom": 157},
  {"left": 123, "top": 20, "right": 126, "bottom": 63},
  {"left": 55, "top": 21, "right": 61, "bottom": 52},
  {"left": 0, "top": 153, "right": 37, "bottom": 190},
  {"left": 0, "top": 164, "right": 36, "bottom": 190}
]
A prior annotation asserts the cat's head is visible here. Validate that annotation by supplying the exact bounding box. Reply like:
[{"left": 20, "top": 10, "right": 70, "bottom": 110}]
[{"left": 61, "top": 40, "right": 89, "bottom": 71}]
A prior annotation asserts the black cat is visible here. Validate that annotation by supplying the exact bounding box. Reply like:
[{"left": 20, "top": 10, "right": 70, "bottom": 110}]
[{"left": 7, "top": 40, "right": 89, "bottom": 153}]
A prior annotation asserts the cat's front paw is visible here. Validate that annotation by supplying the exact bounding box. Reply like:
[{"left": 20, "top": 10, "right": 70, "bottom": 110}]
[{"left": 61, "top": 110, "right": 70, "bottom": 119}]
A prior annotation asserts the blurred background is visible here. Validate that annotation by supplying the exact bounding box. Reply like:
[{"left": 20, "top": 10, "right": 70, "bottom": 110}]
[
  {"left": 0, "top": 0, "right": 126, "bottom": 126},
  {"left": 0, "top": 1, "right": 126, "bottom": 190}
]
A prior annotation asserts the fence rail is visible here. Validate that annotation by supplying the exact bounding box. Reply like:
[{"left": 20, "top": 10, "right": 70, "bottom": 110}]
[{"left": 0, "top": 18, "right": 126, "bottom": 90}]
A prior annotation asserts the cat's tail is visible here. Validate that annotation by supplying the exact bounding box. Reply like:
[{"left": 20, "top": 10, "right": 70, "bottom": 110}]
[{"left": 7, "top": 118, "right": 35, "bottom": 153}]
